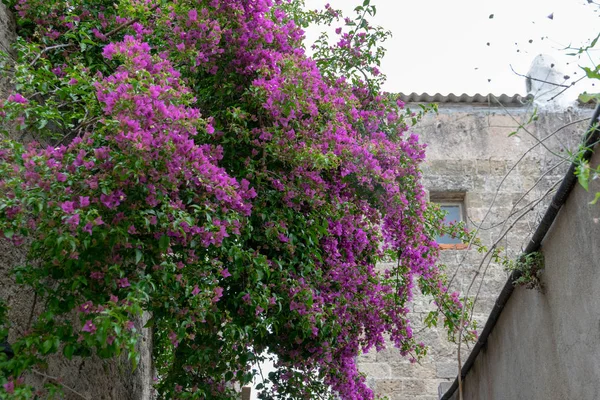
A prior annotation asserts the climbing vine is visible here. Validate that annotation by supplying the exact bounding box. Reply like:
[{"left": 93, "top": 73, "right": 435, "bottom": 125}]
[{"left": 0, "top": 0, "right": 474, "bottom": 398}]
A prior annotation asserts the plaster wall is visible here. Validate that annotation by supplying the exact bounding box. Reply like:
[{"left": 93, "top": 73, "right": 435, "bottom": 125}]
[
  {"left": 446, "top": 143, "right": 600, "bottom": 400},
  {"left": 359, "top": 103, "right": 595, "bottom": 399}
]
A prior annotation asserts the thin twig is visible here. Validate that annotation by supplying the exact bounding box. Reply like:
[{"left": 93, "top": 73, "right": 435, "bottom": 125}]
[
  {"left": 27, "top": 292, "right": 38, "bottom": 330},
  {"left": 470, "top": 179, "right": 562, "bottom": 312},
  {"left": 548, "top": 75, "right": 587, "bottom": 101},
  {"left": 28, "top": 3, "right": 161, "bottom": 68},
  {"left": 451, "top": 104, "right": 592, "bottom": 399},
  {"left": 31, "top": 369, "right": 91, "bottom": 400},
  {"left": 468, "top": 159, "right": 567, "bottom": 231},
  {"left": 457, "top": 339, "right": 463, "bottom": 400},
  {"left": 510, "top": 64, "right": 570, "bottom": 88},
  {"left": 104, "top": 4, "right": 161, "bottom": 39},
  {"left": 29, "top": 44, "right": 72, "bottom": 67}
]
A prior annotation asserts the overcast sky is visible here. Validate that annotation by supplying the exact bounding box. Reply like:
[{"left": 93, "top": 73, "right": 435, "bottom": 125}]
[{"left": 303, "top": 0, "right": 599, "bottom": 97}]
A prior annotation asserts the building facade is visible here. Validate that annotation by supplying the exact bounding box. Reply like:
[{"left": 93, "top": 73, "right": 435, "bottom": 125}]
[
  {"left": 443, "top": 117, "right": 600, "bottom": 400},
  {"left": 359, "top": 88, "right": 596, "bottom": 399}
]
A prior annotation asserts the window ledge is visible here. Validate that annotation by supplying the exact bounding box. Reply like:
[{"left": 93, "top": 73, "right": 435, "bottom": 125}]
[{"left": 439, "top": 243, "right": 469, "bottom": 250}]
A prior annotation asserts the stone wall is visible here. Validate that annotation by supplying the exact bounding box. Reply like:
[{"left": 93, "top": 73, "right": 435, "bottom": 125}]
[
  {"left": 445, "top": 138, "right": 600, "bottom": 400},
  {"left": 359, "top": 102, "right": 595, "bottom": 399}
]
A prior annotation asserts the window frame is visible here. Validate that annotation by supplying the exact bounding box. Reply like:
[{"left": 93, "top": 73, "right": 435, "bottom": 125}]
[{"left": 430, "top": 192, "right": 468, "bottom": 250}]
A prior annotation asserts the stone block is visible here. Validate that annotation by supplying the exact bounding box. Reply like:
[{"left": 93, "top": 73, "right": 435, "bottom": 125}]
[
  {"left": 436, "top": 362, "right": 459, "bottom": 379},
  {"left": 374, "top": 379, "right": 403, "bottom": 396},
  {"left": 401, "top": 379, "right": 427, "bottom": 395},
  {"left": 358, "top": 349, "right": 377, "bottom": 363},
  {"left": 389, "top": 362, "right": 436, "bottom": 380},
  {"left": 358, "top": 363, "right": 392, "bottom": 379}
]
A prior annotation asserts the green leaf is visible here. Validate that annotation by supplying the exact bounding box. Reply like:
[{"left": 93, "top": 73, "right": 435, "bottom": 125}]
[
  {"left": 159, "top": 235, "right": 169, "bottom": 251},
  {"left": 578, "top": 92, "right": 600, "bottom": 104},
  {"left": 590, "top": 192, "right": 600, "bottom": 205},
  {"left": 63, "top": 344, "right": 75, "bottom": 359},
  {"left": 582, "top": 66, "right": 600, "bottom": 80},
  {"left": 576, "top": 163, "right": 590, "bottom": 191},
  {"left": 42, "top": 338, "right": 54, "bottom": 354},
  {"left": 135, "top": 249, "right": 143, "bottom": 264},
  {"left": 590, "top": 32, "right": 600, "bottom": 49}
]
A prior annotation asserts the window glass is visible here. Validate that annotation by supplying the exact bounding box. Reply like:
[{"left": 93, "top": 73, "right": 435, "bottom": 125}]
[{"left": 436, "top": 204, "right": 463, "bottom": 244}]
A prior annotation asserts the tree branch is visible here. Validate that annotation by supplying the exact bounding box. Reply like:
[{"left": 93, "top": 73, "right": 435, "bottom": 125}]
[
  {"left": 31, "top": 369, "right": 91, "bottom": 400},
  {"left": 104, "top": 4, "right": 161, "bottom": 39},
  {"left": 510, "top": 64, "right": 570, "bottom": 88}
]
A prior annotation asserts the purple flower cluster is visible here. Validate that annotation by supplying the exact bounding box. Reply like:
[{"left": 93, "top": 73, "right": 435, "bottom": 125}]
[{"left": 0, "top": 1, "right": 471, "bottom": 399}]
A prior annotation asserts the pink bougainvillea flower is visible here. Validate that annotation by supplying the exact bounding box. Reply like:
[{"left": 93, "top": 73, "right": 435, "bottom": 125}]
[
  {"left": 79, "top": 301, "right": 94, "bottom": 314},
  {"left": 117, "top": 278, "right": 130, "bottom": 288},
  {"left": 212, "top": 287, "right": 224, "bottom": 303},
  {"left": 60, "top": 201, "right": 75, "bottom": 214},
  {"left": 7, "top": 93, "right": 28, "bottom": 104},
  {"left": 79, "top": 196, "right": 90, "bottom": 207},
  {"left": 82, "top": 320, "right": 97, "bottom": 333},
  {"left": 220, "top": 268, "right": 231, "bottom": 278},
  {"left": 3, "top": 380, "right": 14, "bottom": 394}
]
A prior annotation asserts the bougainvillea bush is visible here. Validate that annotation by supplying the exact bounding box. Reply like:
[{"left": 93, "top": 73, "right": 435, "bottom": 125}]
[{"left": 0, "top": 0, "right": 474, "bottom": 398}]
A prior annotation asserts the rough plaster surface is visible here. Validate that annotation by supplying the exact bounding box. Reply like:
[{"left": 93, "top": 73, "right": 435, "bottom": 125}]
[
  {"left": 447, "top": 145, "right": 600, "bottom": 400},
  {"left": 0, "top": 4, "right": 153, "bottom": 399},
  {"left": 359, "top": 104, "right": 595, "bottom": 399}
]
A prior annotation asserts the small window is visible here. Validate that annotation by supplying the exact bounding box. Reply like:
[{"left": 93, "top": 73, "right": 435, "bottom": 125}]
[
  {"left": 430, "top": 192, "right": 467, "bottom": 250},
  {"left": 436, "top": 203, "right": 463, "bottom": 244}
]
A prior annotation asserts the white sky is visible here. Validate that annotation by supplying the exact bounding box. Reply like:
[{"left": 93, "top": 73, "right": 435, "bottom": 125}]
[{"left": 303, "top": 0, "right": 600, "bottom": 96}]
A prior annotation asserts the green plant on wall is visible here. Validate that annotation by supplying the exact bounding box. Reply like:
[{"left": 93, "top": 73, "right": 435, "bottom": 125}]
[
  {"left": 567, "top": 26, "right": 600, "bottom": 201},
  {"left": 506, "top": 252, "right": 545, "bottom": 291}
]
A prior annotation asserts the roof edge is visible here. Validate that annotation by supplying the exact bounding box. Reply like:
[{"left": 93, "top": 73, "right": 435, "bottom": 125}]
[{"left": 399, "top": 92, "right": 533, "bottom": 106}]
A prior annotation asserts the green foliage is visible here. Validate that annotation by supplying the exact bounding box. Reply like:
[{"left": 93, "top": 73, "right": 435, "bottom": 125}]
[
  {"left": 0, "top": 0, "right": 475, "bottom": 398},
  {"left": 506, "top": 252, "right": 545, "bottom": 291},
  {"left": 568, "top": 14, "right": 600, "bottom": 200},
  {"left": 578, "top": 92, "right": 600, "bottom": 105},
  {"left": 573, "top": 120, "right": 600, "bottom": 201}
]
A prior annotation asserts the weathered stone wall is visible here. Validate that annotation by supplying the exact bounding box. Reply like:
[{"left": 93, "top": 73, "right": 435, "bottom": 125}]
[
  {"left": 0, "top": 2, "right": 15, "bottom": 97},
  {"left": 359, "top": 103, "right": 595, "bottom": 399},
  {"left": 0, "top": 5, "right": 153, "bottom": 399},
  {"left": 446, "top": 139, "right": 600, "bottom": 400}
]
